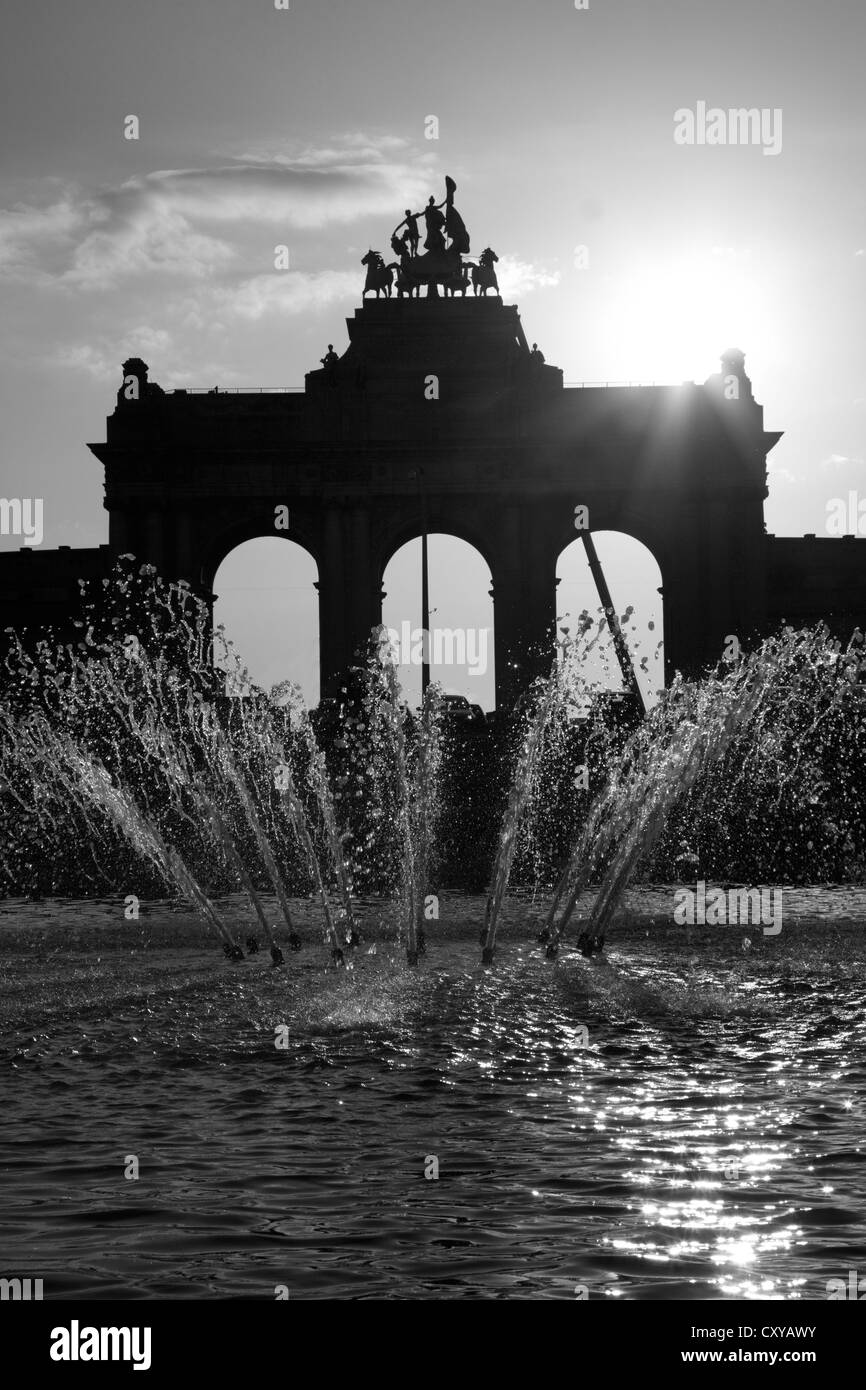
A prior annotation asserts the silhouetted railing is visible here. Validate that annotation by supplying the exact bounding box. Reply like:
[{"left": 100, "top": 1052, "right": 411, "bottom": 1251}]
[
  {"left": 169, "top": 381, "right": 684, "bottom": 394},
  {"left": 563, "top": 380, "right": 669, "bottom": 388},
  {"left": 172, "top": 387, "right": 305, "bottom": 394}
]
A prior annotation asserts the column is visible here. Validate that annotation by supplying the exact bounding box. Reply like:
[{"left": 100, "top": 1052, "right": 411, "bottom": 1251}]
[
  {"left": 143, "top": 509, "right": 165, "bottom": 575},
  {"left": 318, "top": 506, "right": 347, "bottom": 698},
  {"left": 349, "top": 506, "right": 380, "bottom": 650},
  {"left": 109, "top": 508, "right": 135, "bottom": 557},
  {"left": 175, "top": 510, "right": 194, "bottom": 585},
  {"left": 492, "top": 504, "right": 557, "bottom": 708}
]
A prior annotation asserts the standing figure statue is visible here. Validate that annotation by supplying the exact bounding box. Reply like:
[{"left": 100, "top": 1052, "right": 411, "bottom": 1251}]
[
  {"left": 420, "top": 195, "right": 446, "bottom": 254},
  {"left": 399, "top": 208, "right": 420, "bottom": 256}
]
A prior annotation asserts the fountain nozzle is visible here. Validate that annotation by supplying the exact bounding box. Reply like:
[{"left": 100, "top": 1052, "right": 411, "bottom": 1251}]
[{"left": 576, "top": 931, "right": 605, "bottom": 958}]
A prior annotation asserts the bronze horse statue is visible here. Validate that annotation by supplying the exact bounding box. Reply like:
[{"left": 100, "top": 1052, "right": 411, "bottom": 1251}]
[
  {"left": 362, "top": 250, "right": 394, "bottom": 298},
  {"left": 471, "top": 248, "right": 499, "bottom": 297}
]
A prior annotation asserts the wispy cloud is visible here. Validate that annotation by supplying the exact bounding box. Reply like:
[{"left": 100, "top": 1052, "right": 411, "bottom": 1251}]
[
  {"left": 4, "top": 137, "right": 552, "bottom": 396},
  {"left": 47, "top": 343, "right": 118, "bottom": 379},
  {"left": 0, "top": 139, "right": 435, "bottom": 289},
  {"left": 767, "top": 463, "right": 799, "bottom": 486},
  {"left": 819, "top": 452, "right": 864, "bottom": 469},
  {"left": 48, "top": 327, "right": 174, "bottom": 380},
  {"left": 495, "top": 255, "right": 560, "bottom": 299},
  {"left": 219, "top": 269, "right": 359, "bottom": 320}
]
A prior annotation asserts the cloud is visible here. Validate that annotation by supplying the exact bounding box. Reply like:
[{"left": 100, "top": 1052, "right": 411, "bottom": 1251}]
[
  {"left": 495, "top": 255, "right": 560, "bottom": 299},
  {"left": 0, "top": 185, "right": 233, "bottom": 287},
  {"left": 47, "top": 333, "right": 256, "bottom": 390},
  {"left": 220, "top": 269, "right": 359, "bottom": 320},
  {"left": 237, "top": 132, "right": 425, "bottom": 171},
  {"left": 49, "top": 328, "right": 175, "bottom": 377},
  {"left": 0, "top": 142, "right": 434, "bottom": 289},
  {"left": 122, "top": 160, "right": 430, "bottom": 231},
  {"left": 815, "top": 454, "right": 865, "bottom": 501},
  {"left": 0, "top": 196, "right": 90, "bottom": 282},
  {"left": 6, "top": 138, "right": 544, "bottom": 393},
  {"left": 47, "top": 343, "right": 117, "bottom": 379},
  {"left": 819, "top": 453, "right": 864, "bottom": 469},
  {"left": 767, "top": 464, "right": 799, "bottom": 486}
]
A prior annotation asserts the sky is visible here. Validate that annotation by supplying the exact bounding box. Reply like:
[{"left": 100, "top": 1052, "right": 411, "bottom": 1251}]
[{"left": 1, "top": 0, "right": 864, "bottom": 707}]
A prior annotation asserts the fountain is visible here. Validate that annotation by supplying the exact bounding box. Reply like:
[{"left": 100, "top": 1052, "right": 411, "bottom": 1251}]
[
  {"left": 3, "top": 560, "right": 866, "bottom": 1304},
  {"left": 1, "top": 560, "right": 865, "bottom": 967}
]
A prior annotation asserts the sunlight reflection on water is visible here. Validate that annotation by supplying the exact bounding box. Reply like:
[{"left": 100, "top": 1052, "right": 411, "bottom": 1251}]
[{"left": 1, "top": 889, "right": 865, "bottom": 1299}]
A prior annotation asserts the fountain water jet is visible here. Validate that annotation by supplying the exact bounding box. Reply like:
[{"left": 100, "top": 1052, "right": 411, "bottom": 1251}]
[
  {"left": 543, "top": 627, "right": 865, "bottom": 955},
  {"left": 2, "top": 561, "right": 865, "bottom": 969}
]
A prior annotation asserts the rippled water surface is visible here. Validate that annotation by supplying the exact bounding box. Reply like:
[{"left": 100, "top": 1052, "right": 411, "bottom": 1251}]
[{"left": 1, "top": 889, "right": 865, "bottom": 1299}]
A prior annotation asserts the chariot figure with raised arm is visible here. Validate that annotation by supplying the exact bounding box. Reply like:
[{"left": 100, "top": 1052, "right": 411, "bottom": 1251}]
[{"left": 385, "top": 176, "right": 473, "bottom": 295}]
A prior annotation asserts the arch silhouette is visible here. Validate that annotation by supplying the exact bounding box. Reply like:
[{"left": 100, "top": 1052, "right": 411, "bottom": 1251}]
[{"left": 80, "top": 298, "right": 787, "bottom": 706}]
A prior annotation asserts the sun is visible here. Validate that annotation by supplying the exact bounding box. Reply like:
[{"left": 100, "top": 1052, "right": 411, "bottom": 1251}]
[{"left": 600, "top": 248, "right": 771, "bottom": 384}]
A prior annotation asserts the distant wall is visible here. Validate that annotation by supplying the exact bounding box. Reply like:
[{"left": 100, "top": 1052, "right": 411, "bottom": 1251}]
[
  {"left": 766, "top": 535, "right": 866, "bottom": 640},
  {"left": 0, "top": 546, "right": 112, "bottom": 652}
]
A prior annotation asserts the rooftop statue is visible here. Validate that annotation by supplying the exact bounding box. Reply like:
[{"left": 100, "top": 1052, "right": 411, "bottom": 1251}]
[
  {"left": 361, "top": 249, "right": 395, "bottom": 299},
  {"left": 472, "top": 247, "right": 499, "bottom": 298},
  {"left": 421, "top": 195, "right": 446, "bottom": 254},
  {"left": 378, "top": 176, "right": 495, "bottom": 298},
  {"left": 442, "top": 177, "right": 470, "bottom": 256}
]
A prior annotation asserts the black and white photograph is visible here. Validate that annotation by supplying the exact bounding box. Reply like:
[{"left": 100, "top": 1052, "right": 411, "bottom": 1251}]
[{"left": 1, "top": 0, "right": 865, "bottom": 1359}]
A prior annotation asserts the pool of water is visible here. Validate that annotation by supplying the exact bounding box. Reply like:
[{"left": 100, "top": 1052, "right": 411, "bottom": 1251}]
[{"left": 1, "top": 888, "right": 865, "bottom": 1299}]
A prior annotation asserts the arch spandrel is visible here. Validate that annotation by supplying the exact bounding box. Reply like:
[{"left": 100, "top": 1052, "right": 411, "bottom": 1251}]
[
  {"left": 197, "top": 512, "right": 324, "bottom": 595},
  {"left": 376, "top": 513, "right": 498, "bottom": 590}
]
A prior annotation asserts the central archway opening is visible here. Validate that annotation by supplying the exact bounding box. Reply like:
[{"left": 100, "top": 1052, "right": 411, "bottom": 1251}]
[
  {"left": 382, "top": 533, "right": 495, "bottom": 712},
  {"left": 212, "top": 536, "right": 319, "bottom": 704}
]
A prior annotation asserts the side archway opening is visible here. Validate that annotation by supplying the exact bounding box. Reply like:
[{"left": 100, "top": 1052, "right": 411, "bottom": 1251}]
[
  {"left": 212, "top": 536, "right": 319, "bottom": 704},
  {"left": 556, "top": 531, "right": 664, "bottom": 708}
]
